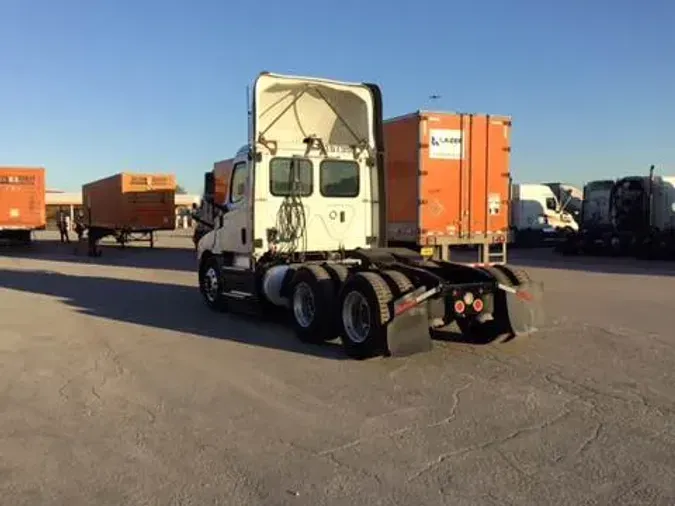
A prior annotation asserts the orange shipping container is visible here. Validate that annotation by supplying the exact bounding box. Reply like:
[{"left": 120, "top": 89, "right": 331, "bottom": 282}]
[
  {"left": 384, "top": 111, "right": 511, "bottom": 258},
  {"left": 0, "top": 167, "right": 46, "bottom": 230},
  {"left": 82, "top": 172, "right": 176, "bottom": 231},
  {"left": 213, "top": 159, "right": 233, "bottom": 206}
]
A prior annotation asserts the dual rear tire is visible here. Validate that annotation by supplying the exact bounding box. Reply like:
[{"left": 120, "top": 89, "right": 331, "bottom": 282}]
[{"left": 288, "top": 267, "right": 410, "bottom": 359}]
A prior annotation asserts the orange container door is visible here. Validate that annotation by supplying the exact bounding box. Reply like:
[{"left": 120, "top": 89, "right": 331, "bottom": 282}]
[
  {"left": 0, "top": 170, "right": 45, "bottom": 228},
  {"left": 419, "top": 114, "right": 510, "bottom": 240}
]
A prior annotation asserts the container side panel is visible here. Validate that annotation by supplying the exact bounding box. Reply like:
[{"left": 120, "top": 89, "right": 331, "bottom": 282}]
[
  {"left": 486, "top": 117, "right": 511, "bottom": 235},
  {"left": 384, "top": 115, "right": 420, "bottom": 241},
  {"left": 0, "top": 168, "right": 46, "bottom": 229},
  {"left": 83, "top": 174, "right": 124, "bottom": 229},
  {"left": 419, "top": 113, "right": 463, "bottom": 237}
]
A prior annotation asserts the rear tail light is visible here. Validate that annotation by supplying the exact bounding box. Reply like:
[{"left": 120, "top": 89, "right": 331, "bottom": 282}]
[
  {"left": 454, "top": 300, "right": 466, "bottom": 314},
  {"left": 473, "top": 298, "right": 484, "bottom": 312}
]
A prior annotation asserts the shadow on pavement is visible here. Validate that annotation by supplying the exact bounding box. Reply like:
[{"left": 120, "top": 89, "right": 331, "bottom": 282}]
[
  {"left": 0, "top": 239, "right": 196, "bottom": 272},
  {"left": 0, "top": 268, "right": 347, "bottom": 361}
]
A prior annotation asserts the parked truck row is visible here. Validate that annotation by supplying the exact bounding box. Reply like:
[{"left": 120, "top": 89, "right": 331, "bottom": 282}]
[
  {"left": 557, "top": 165, "right": 675, "bottom": 259},
  {"left": 193, "top": 72, "right": 544, "bottom": 359}
]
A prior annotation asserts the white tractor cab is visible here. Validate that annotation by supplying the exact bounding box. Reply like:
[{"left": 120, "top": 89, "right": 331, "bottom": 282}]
[
  {"left": 556, "top": 179, "right": 615, "bottom": 255},
  {"left": 197, "top": 72, "right": 543, "bottom": 359},
  {"left": 511, "top": 183, "right": 579, "bottom": 246},
  {"left": 608, "top": 168, "right": 675, "bottom": 258}
]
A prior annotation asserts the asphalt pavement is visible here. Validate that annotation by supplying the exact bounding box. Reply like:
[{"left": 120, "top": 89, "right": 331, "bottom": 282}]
[{"left": 0, "top": 233, "right": 674, "bottom": 505}]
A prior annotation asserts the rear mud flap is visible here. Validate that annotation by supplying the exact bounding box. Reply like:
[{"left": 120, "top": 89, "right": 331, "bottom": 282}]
[
  {"left": 504, "top": 281, "right": 545, "bottom": 336},
  {"left": 386, "top": 304, "right": 433, "bottom": 357}
]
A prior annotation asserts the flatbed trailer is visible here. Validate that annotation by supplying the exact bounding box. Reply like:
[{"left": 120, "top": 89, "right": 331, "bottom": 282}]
[{"left": 197, "top": 72, "right": 544, "bottom": 359}]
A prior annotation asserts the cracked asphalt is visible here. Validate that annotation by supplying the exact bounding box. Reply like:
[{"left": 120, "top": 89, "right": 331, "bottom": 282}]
[{"left": 1, "top": 233, "right": 675, "bottom": 505}]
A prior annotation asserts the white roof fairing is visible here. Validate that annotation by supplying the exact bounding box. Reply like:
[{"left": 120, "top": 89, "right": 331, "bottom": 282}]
[{"left": 252, "top": 73, "right": 376, "bottom": 155}]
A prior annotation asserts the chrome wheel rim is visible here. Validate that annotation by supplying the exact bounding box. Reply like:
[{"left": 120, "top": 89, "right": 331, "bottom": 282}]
[
  {"left": 293, "top": 282, "right": 316, "bottom": 329},
  {"left": 342, "top": 291, "right": 371, "bottom": 344},
  {"left": 203, "top": 267, "right": 219, "bottom": 302}
]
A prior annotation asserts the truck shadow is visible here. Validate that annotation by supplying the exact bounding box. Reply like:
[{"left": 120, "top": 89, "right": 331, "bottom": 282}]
[
  {"left": 0, "top": 239, "right": 196, "bottom": 272},
  {"left": 0, "top": 268, "right": 347, "bottom": 360}
]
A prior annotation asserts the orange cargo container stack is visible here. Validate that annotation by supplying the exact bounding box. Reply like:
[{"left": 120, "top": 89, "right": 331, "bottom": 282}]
[
  {"left": 384, "top": 111, "right": 512, "bottom": 264},
  {"left": 83, "top": 172, "right": 176, "bottom": 233},
  {"left": 0, "top": 167, "right": 46, "bottom": 243}
]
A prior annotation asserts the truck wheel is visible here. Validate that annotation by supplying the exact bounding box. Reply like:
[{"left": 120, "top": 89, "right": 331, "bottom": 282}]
[
  {"left": 289, "top": 265, "right": 337, "bottom": 344},
  {"left": 380, "top": 270, "right": 414, "bottom": 297},
  {"left": 199, "top": 256, "right": 228, "bottom": 312},
  {"left": 322, "top": 263, "right": 350, "bottom": 293},
  {"left": 494, "top": 265, "right": 530, "bottom": 286},
  {"left": 338, "top": 272, "right": 393, "bottom": 359}
]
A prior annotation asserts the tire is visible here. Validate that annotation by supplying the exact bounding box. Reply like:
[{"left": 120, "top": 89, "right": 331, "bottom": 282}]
[
  {"left": 380, "top": 270, "right": 414, "bottom": 297},
  {"left": 338, "top": 272, "right": 393, "bottom": 359},
  {"left": 494, "top": 265, "right": 530, "bottom": 286},
  {"left": 322, "top": 263, "right": 350, "bottom": 293},
  {"left": 289, "top": 265, "right": 338, "bottom": 344},
  {"left": 199, "top": 255, "right": 228, "bottom": 312}
]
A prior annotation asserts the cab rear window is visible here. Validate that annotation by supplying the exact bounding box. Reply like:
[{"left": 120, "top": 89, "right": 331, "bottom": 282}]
[
  {"left": 320, "top": 160, "right": 359, "bottom": 198},
  {"left": 269, "top": 158, "right": 313, "bottom": 197}
]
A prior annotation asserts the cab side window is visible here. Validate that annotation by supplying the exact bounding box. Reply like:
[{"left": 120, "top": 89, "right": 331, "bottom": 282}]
[
  {"left": 545, "top": 197, "right": 558, "bottom": 211},
  {"left": 230, "top": 162, "right": 248, "bottom": 204}
]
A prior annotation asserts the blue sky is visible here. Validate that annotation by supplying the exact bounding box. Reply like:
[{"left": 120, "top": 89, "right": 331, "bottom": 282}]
[{"left": 0, "top": 0, "right": 673, "bottom": 193}]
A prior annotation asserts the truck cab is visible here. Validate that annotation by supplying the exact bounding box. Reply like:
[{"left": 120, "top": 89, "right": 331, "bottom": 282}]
[
  {"left": 511, "top": 183, "right": 579, "bottom": 246},
  {"left": 197, "top": 72, "right": 381, "bottom": 268}
]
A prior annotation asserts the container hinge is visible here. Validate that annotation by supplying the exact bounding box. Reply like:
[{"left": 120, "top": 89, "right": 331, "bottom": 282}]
[
  {"left": 419, "top": 199, "right": 428, "bottom": 205},
  {"left": 418, "top": 170, "right": 428, "bottom": 176},
  {"left": 503, "top": 147, "right": 511, "bottom": 153},
  {"left": 418, "top": 143, "right": 429, "bottom": 149}
]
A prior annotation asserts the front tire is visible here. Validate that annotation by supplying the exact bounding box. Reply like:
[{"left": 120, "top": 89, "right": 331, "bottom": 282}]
[
  {"left": 338, "top": 272, "right": 393, "bottom": 359},
  {"left": 199, "top": 255, "right": 228, "bottom": 312}
]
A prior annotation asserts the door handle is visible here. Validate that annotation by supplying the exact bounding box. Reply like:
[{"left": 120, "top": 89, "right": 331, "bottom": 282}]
[
  {"left": 241, "top": 228, "right": 247, "bottom": 244},
  {"left": 340, "top": 211, "right": 345, "bottom": 223}
]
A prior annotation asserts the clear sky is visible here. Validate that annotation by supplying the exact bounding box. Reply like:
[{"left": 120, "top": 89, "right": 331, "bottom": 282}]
[{"left": 1, "top": 0, "right": 673, "bottom": 194}]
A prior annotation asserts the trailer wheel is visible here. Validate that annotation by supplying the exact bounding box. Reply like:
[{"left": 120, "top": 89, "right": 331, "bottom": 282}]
[
  {"left": 289, "top": 265, "right": 337, "bottom": 344},
  {"left": 338, "top": 272, "right": 393, "bottom": 359},
  {"left": 199, "top": 255, "right": 228, "bottom": 312}
]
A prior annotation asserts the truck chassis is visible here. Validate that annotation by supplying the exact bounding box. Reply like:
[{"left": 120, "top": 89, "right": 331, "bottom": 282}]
[{"left": 199, "top": 246, "right": 543, "bottom": 359}]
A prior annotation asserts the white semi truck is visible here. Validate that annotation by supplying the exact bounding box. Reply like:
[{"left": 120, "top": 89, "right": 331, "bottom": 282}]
[
  {"left": 511, "top": 183, "right": 580, "bottom": 246},
  {"left": 196, "top": 72, "right": 544, "bottom": 359}
]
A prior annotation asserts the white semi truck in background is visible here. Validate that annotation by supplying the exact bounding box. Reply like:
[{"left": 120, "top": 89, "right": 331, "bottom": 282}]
[
  {"left": 511, "top": 182, "right": 581, "bottom": 246},
  {"left": 195, "top": 72, "right": 544, "bottom": 359}
]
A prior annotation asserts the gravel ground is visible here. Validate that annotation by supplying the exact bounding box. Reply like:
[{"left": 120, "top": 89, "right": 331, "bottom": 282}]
[{"left": 1, "top": 233, "right": 674, "bottom": 505}]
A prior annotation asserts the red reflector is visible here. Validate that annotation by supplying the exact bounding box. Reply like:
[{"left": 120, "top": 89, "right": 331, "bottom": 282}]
[
  {"left": 473, "top": 298, "right": 484, "bottom": 312},
  {"left": 395, "top": 299, "right": 417, "bottom": 316},
  {"left": 516, "top": 290, "right": 533, "bottom": 301},
  {"left": 454, "top": 300, "right": 465, "bottom": 314}
]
